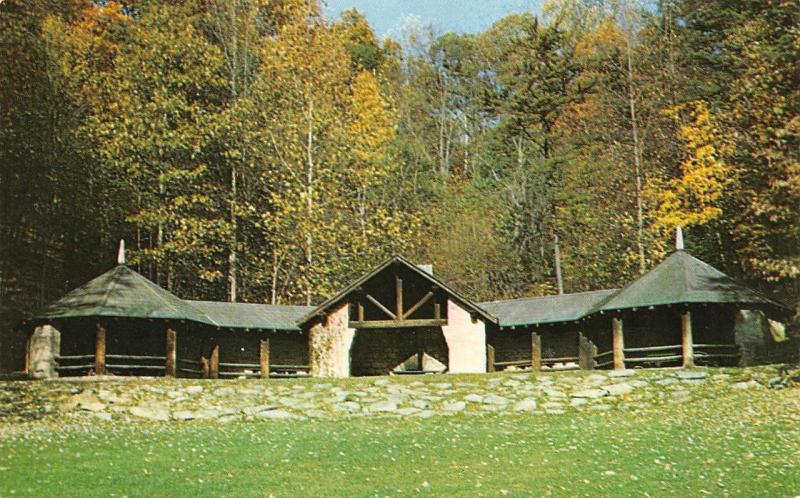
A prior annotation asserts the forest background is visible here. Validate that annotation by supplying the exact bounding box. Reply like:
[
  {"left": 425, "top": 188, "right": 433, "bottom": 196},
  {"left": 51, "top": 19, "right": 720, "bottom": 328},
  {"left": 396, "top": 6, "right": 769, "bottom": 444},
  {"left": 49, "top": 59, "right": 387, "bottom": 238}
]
[{"left": 1, "top": 0, "right": 798, "bottom": 371}]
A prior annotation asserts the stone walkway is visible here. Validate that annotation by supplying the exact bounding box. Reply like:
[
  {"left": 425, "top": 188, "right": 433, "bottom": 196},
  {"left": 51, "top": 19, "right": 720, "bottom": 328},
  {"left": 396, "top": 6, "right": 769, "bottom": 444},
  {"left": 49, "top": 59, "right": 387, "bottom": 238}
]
[{"left": 0, "top": 366, "right": 795, "bottom": 425}]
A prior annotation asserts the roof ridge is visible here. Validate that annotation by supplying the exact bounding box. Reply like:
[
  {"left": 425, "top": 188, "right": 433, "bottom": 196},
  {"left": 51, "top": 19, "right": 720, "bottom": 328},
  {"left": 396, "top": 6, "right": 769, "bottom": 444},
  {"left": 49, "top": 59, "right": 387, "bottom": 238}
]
[
  {"left": 481, "top": 288, "right": 617, "bottom": 305},
  {"left": 98, "top": 265, "right": 124, "bottom": 313},
  {"left": 128, "top": 268, "right": 190, "bottom": 318}
]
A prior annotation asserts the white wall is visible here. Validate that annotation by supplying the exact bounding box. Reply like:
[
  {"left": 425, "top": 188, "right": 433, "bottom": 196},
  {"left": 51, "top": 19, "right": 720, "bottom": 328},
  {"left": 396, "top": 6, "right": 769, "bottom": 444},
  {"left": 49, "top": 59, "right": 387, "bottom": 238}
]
[
  {"left": 441, "top": 300, "right": 487, "bottom": 374},
  {"left": 309, "top": 303, "right": 355, "bottom": 378}
]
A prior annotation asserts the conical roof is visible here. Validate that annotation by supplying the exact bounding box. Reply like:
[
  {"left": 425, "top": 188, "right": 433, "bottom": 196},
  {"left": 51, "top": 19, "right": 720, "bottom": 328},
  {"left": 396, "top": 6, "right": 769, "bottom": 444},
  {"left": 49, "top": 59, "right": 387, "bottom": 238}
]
[
  {"left": 36, "top": 265, "right": 214, "bottom": 324},
  {"left": 599, "top": 250, "right": 786, "bottom": 312}
]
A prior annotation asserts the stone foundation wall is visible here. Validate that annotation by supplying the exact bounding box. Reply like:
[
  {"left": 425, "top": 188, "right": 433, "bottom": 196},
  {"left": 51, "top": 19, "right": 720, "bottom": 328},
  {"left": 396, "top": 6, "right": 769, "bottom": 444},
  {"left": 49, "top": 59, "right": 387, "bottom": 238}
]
[
  {"left": 309, "top": 303, "right": 355, "bottom": 377},
  {"left": 350, "top": 328, "right": 448, "bottom": 376}
]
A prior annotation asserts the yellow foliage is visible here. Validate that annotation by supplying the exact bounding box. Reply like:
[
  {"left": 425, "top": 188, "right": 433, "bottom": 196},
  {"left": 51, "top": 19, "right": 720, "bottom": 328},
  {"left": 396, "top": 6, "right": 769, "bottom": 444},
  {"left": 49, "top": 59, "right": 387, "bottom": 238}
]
[{"left": 651, "top": 101, "right": 734, "bottom": 230}]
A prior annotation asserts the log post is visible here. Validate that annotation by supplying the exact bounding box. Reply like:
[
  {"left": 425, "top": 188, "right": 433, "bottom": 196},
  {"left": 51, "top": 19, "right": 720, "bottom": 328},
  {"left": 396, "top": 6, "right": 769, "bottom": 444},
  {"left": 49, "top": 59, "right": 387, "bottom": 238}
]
[
  {"left": 612, "top": 317, "right": 625, "bottom": 370},
  {"left": 396, "top": 276, "right": 404, "bottom": 320},
  {"left": 95, "top": 322, "right": 106, "bottom": 375},
  {"left": 165, "top": 328, "right": 177, "bottom": 377},
  {"left": 260, "top": 338, "right": 270, "bottom": 379},
  {"left": 531, "top": 332, "right": 542, "bottom": 370},
  {"left": 200, "top": 356, "right": 209, "bottom": 379},
  {"left": 209, "top": 344, "right": 219, "bottom": 379},
  {"left": 487, "top": 344, "right": 496, "bottom": 372},
  {"left": 25, "top": 331, "right": 32, "bottom": 376},
  {"left": 681, "top": 310, "right": 695, "bottom": 368}
]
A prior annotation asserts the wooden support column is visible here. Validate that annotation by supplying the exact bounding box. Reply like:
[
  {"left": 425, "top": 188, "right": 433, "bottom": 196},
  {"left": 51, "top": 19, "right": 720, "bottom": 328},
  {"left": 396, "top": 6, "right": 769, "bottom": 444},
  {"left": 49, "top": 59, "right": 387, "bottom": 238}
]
[
  {"left": 487, "top": 344, "right": 496, "bottom": 372},
  {"left": 200, "top": 357, "right": 209, "bottom": 379},
  {"left": 396, "top": 276, "right": 404, "bottom": 320},
  {"left": 260, "top": 339, "right": 270, "bottom": 379},
  {"left": 165, "top": 328, "right": 177, "bottom": 377},
  {"left": 612, "top": 317, "right": 625, "bottom": 370},
  {"left": 209, "top": 344, "right": 219, "bottom": 379},
  {"left": 681, "top": 310, "right": 695, "bottom": 368},
  {"left": 95, "top": 322, "right": 106, "bottom": 375},
  {"left": 531, "top": 332, "right": 542, "bottom": 370}
]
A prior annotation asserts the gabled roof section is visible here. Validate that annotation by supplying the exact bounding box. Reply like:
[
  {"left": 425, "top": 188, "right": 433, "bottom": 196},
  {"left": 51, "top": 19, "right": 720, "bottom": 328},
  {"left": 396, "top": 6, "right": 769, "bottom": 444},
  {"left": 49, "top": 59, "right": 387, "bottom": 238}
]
[
  {"left": 599, "top": 250, "right": 787, "bottom": 312},
  {"left": 297, "top": 255, "right": 497, "bottom": 326},
  {"left": 187, "top": 301, "right": 314, "bottom": 331},
  {"left": 481, "top": 289, "right": 619, "bottom": 328},
  {"left": 36, "top": 265, "right": 214, "bottom": 324}
]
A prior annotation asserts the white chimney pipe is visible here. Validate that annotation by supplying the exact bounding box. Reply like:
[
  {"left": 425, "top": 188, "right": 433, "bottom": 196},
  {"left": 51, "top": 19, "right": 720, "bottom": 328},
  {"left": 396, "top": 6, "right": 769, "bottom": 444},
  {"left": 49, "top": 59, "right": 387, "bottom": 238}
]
[
  {"left": 675, "top": 227, "right": 684, "bottom": 251},
  {"left": 117, "top": 239, "right": 126, "bottom": 264}
]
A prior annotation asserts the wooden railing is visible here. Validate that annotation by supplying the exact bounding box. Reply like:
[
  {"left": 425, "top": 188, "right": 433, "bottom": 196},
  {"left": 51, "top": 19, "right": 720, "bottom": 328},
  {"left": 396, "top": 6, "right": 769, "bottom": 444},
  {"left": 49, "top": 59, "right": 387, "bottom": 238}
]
[
  {"left": 594, "top": 350, "right": 614, "bottom": 368},
  {"left": 694, "top": 344, "right": 740, "bottom": 366},
  {"left": 105, "top": 354, "right": 166, "bottom": 374},
  {"left": 623, "top": 344, "right": 683, "bottom": 365},
  {"left": 55, "top": 354, "right": 95, "bottom": 374}
]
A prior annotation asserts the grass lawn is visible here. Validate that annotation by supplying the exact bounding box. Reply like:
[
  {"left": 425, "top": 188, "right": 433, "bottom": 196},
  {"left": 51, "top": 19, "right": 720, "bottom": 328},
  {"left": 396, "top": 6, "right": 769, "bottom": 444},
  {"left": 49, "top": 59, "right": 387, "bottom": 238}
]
[{"left": 1, "top": 379, "right": 799, "bottom": 497}]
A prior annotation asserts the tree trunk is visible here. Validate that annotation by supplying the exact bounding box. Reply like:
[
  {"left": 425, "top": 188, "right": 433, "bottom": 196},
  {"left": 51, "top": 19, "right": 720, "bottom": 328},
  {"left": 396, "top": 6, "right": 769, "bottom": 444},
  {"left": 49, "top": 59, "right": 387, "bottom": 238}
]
[
  {"left": 626, "top": 39, "right": 646, "bottom": 275},
  {"left": 305, "top": 86, "right": 315, "bottom": 306},
  {"left": 553, "top": 231, "right": 564, "bottom": 295},
  {"left": 228, "top": 163, "right": 238, "bottom": 302}
]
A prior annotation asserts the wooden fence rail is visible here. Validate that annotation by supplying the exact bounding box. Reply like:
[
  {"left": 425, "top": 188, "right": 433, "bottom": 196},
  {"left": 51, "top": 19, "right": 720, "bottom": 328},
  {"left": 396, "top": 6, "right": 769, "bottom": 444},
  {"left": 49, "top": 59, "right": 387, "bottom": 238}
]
[{"left": 55, "top": 354, "right": 96, "bottom": 373}]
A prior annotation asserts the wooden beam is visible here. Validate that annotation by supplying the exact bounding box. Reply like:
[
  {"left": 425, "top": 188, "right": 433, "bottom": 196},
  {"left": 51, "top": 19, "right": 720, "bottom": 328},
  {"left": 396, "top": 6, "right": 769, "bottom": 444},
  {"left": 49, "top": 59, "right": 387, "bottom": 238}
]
[
  {"left": 165, "top": 328, "right": 176, "bottom": 377},
  {"left": 487, "top": 344, "right": 496, "bottom": 372},
  {"left": 396, "top": 276, "right": 404, "bottom": 320},
  {"left": 681, "top": 311, "right": 695, "bottom": 368},
  {"left": 531, "top": 332, "right": 541, "bottom": 370},
  {"left": 365, "top": 293, "right": 396, "bottom": 320},
  {"left": 357, "top": 302, "right": 364, "bottom": 322},
  {"left": 434, "top": 302, "right": 441, "bottom": 320},
  {"left": 95, "top": 323, "right": 106, "bottom": 375},
  {"left": 209, "top": 344, "right": 219, "bottom": 379},
  {"left": 200, "top": 356, "right": 210, "bottom": 379},
  {"left": 612, "top": 317, "right": 625, "bottom": 370},
  {"left": 404, "top": 291, "right": 434, "bottom": 319},
  {"left": 260, "top": 339, "right": 270, "bottom": 379},
  {"left": 350, "top": 319, "right": 447, "bottom": 329}
]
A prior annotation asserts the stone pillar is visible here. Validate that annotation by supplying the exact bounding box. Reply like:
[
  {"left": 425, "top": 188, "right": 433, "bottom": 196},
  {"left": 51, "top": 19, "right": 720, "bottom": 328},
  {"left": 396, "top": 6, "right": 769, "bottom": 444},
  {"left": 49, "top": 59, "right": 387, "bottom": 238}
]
[
  {"left": 28, "top": 325, "right": 61, "bottom": 379},
  {"left": 441, "top": 300, "right": 487, "bottom": 374},
  {"left": 309, "top": 303, "right": 355, "bottom": 377}
]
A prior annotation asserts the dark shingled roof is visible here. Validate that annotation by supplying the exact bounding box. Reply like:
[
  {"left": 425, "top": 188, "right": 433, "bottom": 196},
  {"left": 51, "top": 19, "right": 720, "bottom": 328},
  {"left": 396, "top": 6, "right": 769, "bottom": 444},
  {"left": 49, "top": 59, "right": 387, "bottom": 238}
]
[
  {"left": 186, "top": 301, "right": 314, "bottom": 331},
  {"left": 599, "top": 250, "right": 787, "bottom": 312},
  {"left": 480, "top": 289, "right": 618, "bottom": 327},
  {"left": 36, "top": 265, "right": 214, "bottom": 324}
]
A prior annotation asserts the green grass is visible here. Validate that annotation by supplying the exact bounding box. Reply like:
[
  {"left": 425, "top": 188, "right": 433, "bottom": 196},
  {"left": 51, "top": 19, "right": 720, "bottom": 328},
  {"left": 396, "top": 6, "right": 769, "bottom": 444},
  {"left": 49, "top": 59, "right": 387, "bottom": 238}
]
[{"left": 1, "top": 384, "right": 799, "bottom": 497}]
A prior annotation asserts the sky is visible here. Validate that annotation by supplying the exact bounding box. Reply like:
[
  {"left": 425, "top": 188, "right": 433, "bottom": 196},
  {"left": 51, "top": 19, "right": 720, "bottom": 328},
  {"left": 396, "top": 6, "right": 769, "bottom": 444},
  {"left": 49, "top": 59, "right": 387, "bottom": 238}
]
[{"left": 323, "top": 0, "right": 544, "bottom": 38}]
